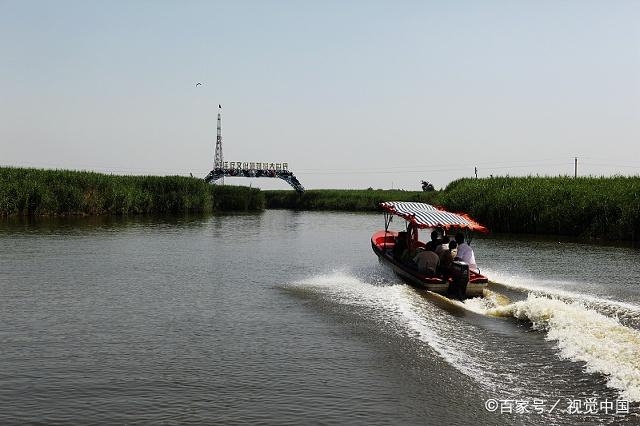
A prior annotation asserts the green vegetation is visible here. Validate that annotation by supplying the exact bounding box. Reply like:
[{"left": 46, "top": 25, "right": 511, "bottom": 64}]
[
  {"left": 210, "top": 184, "right": 264, "bottom": 212},
  {"left": 4, "top": 168, "right": 638, "bottom": 241},
  {"left": 266, "top": 176, "right": 640, "bottom": 241},
  {"left": 440, "top": 176, "right": 640, "bottom": 241},
  {"left": 264, "top": 189, "right": 438, "bottom": 211},
  {"left": 0, "top": 167, "right": 264, "bottom": 215}
]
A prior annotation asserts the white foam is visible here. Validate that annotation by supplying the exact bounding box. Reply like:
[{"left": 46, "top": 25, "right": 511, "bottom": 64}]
[
  {"left": 482, "top": 269, "right": 640, "bottom": 332},
  {"left": 291, "top": 270, "right": 640, "bottom": 401},
  {"left": 489, "top": 295, "right": 640, "bottom": 402},
  {"left": 460, "top": 295, "right": 499, "bottom": 315},
  {"left": 485, "top": 268, "right": 640, "bottom": 314}
]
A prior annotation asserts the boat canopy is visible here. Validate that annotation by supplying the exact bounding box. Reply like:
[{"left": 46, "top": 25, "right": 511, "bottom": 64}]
[{"left": 380, "top": 201, "right": 489, "bottom": 233}]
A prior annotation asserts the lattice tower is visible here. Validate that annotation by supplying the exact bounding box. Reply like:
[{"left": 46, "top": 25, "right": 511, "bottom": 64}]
[{"left": 214, "top": 105, "right": 223, "bottom": 183}]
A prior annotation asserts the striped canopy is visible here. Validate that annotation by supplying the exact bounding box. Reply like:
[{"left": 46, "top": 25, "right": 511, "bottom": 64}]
[{"left": 380, "top": 201, "right": 488, "bottom": 233}]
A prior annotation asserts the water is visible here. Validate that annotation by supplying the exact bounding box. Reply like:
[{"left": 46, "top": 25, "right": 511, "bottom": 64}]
[{"left": 1, "top": 211, "right": 640, "bottom": 425}]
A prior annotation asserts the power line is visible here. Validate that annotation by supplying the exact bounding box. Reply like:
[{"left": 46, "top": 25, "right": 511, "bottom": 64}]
[
  {"left": 299, "top": 163, "right": 573, "bottom": 175},
  {"left": 581, "top": 162, "right": 640, "bottom": 169},
  {"left": 295, "top": 158, "right": 566, "bottom": 172}
]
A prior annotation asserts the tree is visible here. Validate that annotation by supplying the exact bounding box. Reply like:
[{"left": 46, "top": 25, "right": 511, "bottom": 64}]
[{"left": 421, "top": 180, "right": 435, "bottom": 192}]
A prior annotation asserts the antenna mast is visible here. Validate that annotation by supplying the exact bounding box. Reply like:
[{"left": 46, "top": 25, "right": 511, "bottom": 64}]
[{"left": 214, "top": 104, "right": 223, "bottom": 184}]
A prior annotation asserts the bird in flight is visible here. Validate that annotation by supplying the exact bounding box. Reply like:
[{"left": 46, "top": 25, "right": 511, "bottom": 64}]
[{"left": 195, "top": 82, "right": 202, "bottom": 87}]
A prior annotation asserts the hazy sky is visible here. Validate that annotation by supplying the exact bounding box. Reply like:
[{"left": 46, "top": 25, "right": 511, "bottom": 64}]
[{"left": 1, "top": 0, "right": 639, "bottom": 190}]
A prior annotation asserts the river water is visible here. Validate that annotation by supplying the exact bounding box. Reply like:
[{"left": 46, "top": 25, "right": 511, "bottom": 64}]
[{"left": 1, "top": 210, "right": 640, "bottom": 425}]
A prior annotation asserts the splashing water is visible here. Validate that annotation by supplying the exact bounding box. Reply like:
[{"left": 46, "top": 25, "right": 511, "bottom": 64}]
[
  {"left": 289, "top": 271, "right": 520, "bottom": 393},
  {"left": 482, "top": 268, "right": 640, "bottom": 325},
  {"left": 478, "top": 294, "right": 640, "bottom": 402},
  {"left": 290, "top": 270, "right": 640, "bottom": 402}
]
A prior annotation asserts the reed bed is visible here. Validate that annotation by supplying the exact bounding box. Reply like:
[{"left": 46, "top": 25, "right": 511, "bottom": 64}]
[
  {"left": 264, "top": 189, "right": 438, "bottom": 211},
  {"left": 266, "top": 177, "right": 640, "bottom": 241},
  {"left": 440, "top": 176, "right": 640, "bottom": 241},
  {"left": 0, "top": 167, "right": 264, "bottom": 215},
  {"left": 4, "top": 168, "right": 637, "bottom": 240}
]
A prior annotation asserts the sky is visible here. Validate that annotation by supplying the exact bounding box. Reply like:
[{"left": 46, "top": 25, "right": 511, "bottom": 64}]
[{"left": 1, "top": 0, "right": 639, "bottom": 190}]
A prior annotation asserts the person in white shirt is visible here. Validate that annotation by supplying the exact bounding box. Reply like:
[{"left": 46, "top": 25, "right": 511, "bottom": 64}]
[{"left": 454, "top": 232, "right": 478, "bottom": 273}]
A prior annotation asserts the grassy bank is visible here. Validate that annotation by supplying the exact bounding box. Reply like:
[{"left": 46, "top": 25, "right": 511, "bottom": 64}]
[
  {"left": 4, "top": 168, "right": 637, "bottom": 240},
  {"left": 265, "top": 177, "right": 640, "bottom": 241},
  {"left": 0, "top": 167, "right": 264, "bottom": 215},
  {"left": 264, "top": 189, "right": 438, "bottom": 211},
  {"left": 440, "top": 176, "right": 640, "bottom": 241}
]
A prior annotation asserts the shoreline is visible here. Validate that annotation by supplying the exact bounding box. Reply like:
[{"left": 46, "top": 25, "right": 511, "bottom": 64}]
[
  {"left": 3, "top": 167, "right": 638, "bottom": 242},
  {"left": 264, "top": 177, "right": 640, "bottom": 242}
]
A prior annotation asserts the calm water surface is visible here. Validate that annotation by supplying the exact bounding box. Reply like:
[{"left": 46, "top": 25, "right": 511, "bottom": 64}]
[{"left": 1, "top": 211, "right": 640, "bottom": 425}]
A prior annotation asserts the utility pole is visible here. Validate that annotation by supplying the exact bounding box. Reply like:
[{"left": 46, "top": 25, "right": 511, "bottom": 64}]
[
  {"left": 474, "top": 166, "right": 478, "bottom": 179},
  {"left": 574, "top": 157, "right": 578, "bottom": 178}
]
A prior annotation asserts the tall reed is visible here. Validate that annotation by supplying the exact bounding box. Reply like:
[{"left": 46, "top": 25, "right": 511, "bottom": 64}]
[
  {"left": 265, "top": 177, "right": 640, "bottom": 241},
  {"left": 265, "top": 189, "right": 438, "bottom": 211},
  {"left": 0, "top": 167, "right": 264, "bottom": 215},
  {"left": 439, "top": 176, "right": 640, "bottom": 241}
]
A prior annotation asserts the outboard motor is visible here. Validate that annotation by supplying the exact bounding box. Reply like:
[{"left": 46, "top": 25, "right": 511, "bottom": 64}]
[{"left": 448, "top": 261, "right": 469, "bottom": 300}]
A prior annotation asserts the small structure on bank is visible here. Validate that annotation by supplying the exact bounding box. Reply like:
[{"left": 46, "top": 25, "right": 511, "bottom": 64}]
[{"left": 204, "top": 106, "right": 305, "bottom": 193}]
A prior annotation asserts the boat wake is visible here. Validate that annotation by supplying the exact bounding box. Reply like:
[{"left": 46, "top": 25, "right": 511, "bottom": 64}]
[
  {"left": 463, "top": 293, "right": 640, "bottom": 402},
  {"left": 288, "top": 269, "right": 640, "bottom": 402},
  {"left": 462, "top": 270, "right": 640, "bottom": 402},
  {"left": 287, "top": 270, "right": 522, "bottom": 394},
  {"left": 484, "top": 269, "right": 640, "bottom": 328}
]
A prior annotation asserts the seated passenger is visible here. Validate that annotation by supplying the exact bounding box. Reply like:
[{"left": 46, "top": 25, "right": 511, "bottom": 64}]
[
  {"left": 405, "top": 246, "right": 422, "bottom": 267},
  {"left": 454, "top": 232, "right": 478, "bottom": 273},
  {"left": 393, "top": 231, "right": 408, "bottom": 259},
  {"left": 402, "top": 244, "right": 422, "bottom": 264},
  {"left": 424, "top": 231, "right": 441, "bottom": 252},
  {"left": 435, "top": 236, "right": 450, "bottom": 256},
  {"left": 413, "top": 248, "right": 440, "bottom": 276},
  {"left": 438, "top": 240, "right": 458, "bottom": 275}
]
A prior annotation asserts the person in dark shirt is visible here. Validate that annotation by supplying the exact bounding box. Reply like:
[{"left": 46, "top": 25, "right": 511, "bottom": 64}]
[
  {"left": 414, "top": 249, "right": 440, "bottom": 276},
  {"left": 424, "top": 230, "right": 441, "bottom": 252},
  {"left": 393, "top": 231, "right": 408, "bottom": 259},
  {"left": 438, "top": 240, "right": 458, "bottom": 275}
]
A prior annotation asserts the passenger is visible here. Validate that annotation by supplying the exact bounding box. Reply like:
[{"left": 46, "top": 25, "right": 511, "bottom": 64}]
[
  {"left": 406, "top": 246, "right": 422, "bottom": 267},
  {"left": 392, "top": 233, "right": 417, "bottom": 263},
  {"left": 407, "top": 222, "right": 420, "bottom": 250},
  {"left": 425, "top": 231, "right": 441, "bottom": 252},
  {"left": 401, "top": 244, "right": 422, "bottom": 264},
  {"left": 435, "top": 235, "right": 450, "bottom": 256},
  {"left": 438, "top": 240, "right": 458, "bottom": 275},
  {"left": 454, "top": 232, "right": 478, "bottom": 273},
  {"left": 413, "top": 247, "right": 440, "bottom": 276},
  {"left": 393, "top": 231, "right": 408, "bottom": 259},
  {"left": 424, "top": 231, "right": 438, "bottom": 251}
]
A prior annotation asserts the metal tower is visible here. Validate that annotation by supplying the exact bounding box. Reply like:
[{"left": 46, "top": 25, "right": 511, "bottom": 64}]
[
  {"left": 204, "top": 104, "right": 305, "bottom": 192},
  {"left": 214, "top": 104, "right": 223, "bottom": 183}
]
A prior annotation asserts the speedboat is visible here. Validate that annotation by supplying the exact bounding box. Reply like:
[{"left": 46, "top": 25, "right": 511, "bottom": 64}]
[{"left": 371, "top": 201, "right": 489, "bottom": 299}]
